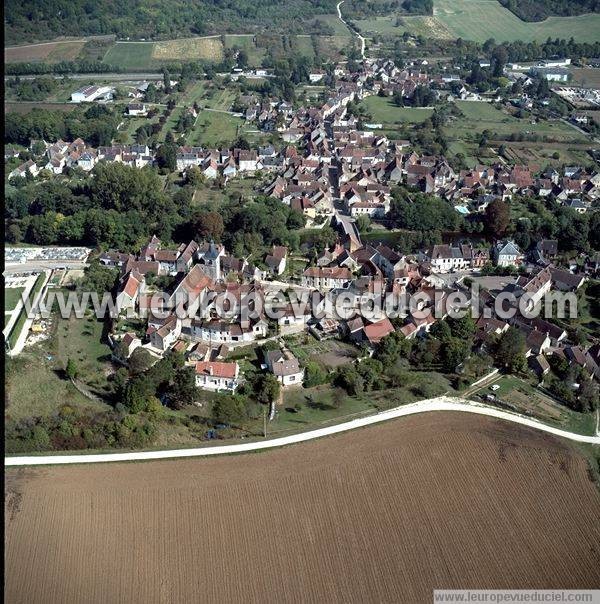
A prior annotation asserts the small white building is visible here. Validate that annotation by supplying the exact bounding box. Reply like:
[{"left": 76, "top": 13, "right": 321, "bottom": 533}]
[{"left": 195, "top": 361, "right": 240, "bottom": 392}]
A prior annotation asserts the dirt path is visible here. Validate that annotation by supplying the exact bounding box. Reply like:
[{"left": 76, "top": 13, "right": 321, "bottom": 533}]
[
  {"left": 336, "top": 1, "right": 366, "bottom": 59},
  {"left": 6, "top": 396, "right": 600, "bottom": 466}
]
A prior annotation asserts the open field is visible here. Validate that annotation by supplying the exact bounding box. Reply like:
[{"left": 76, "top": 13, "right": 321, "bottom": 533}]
[
  {"left": 360, "top": 95, "right": 433, "bottom": 125},
  {"left": 6, "top": 413, "right": 600, "bottom": 603},
  {"left": 356, "top": 0, "right": 600, "bottom": 43},
  {"left": 5, "top": 40, "right": 86, "bottom": 64},
  {"left": 153, "top": 37, "right": 224, "bottom": 62},
  {"left": 189, "top": 110, "right": 242, "bottom": 146},
  {"left": 102, "top": 42, "right": 157, "bottom": 70},
  {"left": 570, "top": 67, "right": 600, "bottom": 89}
]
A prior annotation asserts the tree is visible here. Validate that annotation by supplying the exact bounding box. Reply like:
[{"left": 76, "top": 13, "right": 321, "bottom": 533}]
[
  {"left": 186, "top": 166, "right": 205, "bottom": 187},
  {"left": 156, "top": 141, "right": 177, "bottom": 171},
  {"left": 169, "top": 366, "right": 198, "bottom": 408},
  {"left": 193, "top": 211, "right": 225, "bottom": 241},
  {"left": 333, "top": 365, "right": 363, "bottom": 395},
  {"left": 304, "top": 361, "right": 328, "bottom": 387},
  {"left": 441, "top": 337, "right": 470, "bottom": 373},
  {"left": 65, "top": 358, "right": 78, "bottom": 380},
  {"left": 128, "top": 348, "right": 155, "bottom": 375},
  {"left": 494, "top": 327, "right": 526, "bottom": 373},
  {"left": 485, "top": 198, "right": 510, "bottom": 237},
  {"left": 212, "top": 395, "right": 246, "bottom": 425},
  {"left": 447, "top": 316, "right": 476, "bottom": 340},
  {"left": 254, "top": 373, "right": 280, "bottom": 405},
  {"left": 355, "top": 214, "right": 371, "bottom": 233}
]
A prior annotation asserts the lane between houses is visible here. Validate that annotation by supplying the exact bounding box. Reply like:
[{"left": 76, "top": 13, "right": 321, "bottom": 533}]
[{"left": 5, "top": 396, "right": 599, "bottom": 466}]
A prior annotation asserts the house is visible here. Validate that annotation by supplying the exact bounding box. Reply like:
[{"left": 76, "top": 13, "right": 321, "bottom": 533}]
[
  {"left": 309, "top": 70, "right": 326, "bottom": 83},
  {"left": 195, "top": 361, "right": 240, "bottom": 392},
  {"left": 148, "top": 315, "right": 181, "bottom": 351},
  {"left": 9, "top": 159, "right": 40, "bottom": 180},
  {"left": 116, "top": 270, "right": 144, "bottom": 312},
  {"left": 493, "top": 240, "right": 523, "bottom": 267},
  {"left": 302, "top": 266, "right": 352, "bottom": 290},
  {"left": 265, "top": 350, "right": 304, "bottom": 386},
  {"left": 362, "top": 318, "right": 395, "bottom": 346},
  {"left": 127, "top": 103, "right": 148, "bottom": 117},
  {"left": 525, "top": 329, "right": 551, "bottom": 356},
  {"left": 116, "top": 332, "right": 142, "bottom": 359},
  {"left": 428, "top": 244, "right": 469, "bottom": 273},
  {"left": 265, "top": 245, "right": 287, "bottom": 276},
  {"left": 238, "top": 150, "right": 258, "bottom": 172},
  {"left": 528, "top": 354, "right": 550, "bottom": 379},
  {"left": 550, "top": 268, "right": 586, "bottom": 291}
]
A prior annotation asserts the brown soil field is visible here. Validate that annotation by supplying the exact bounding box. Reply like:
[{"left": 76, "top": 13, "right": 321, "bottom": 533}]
[
  {"left": 5, "top": 412, "right": 600, "bottom": 603},
  {"left": 5, "top": 40, "right": 86, "bottom": 64}
]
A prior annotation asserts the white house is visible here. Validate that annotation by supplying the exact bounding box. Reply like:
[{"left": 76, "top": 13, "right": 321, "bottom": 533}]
[
  {"left": 493, "top": 240, "right": 523, "bottom": 267},
  {"left": 127, "top": 103, "right": 148, "bottom": 117},
  {"left": 195, "top": 361, "right": 240, "bottom": 392}
]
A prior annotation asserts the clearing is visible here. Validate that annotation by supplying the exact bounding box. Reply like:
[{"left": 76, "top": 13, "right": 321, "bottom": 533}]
[
  {"left": 5, "top": 40, "right": 86, "bottom": 64},
  {"left": 5, "top": 413, "right": 600, "bottom": 603},
  {"left": 355, "top": 0, "right": 600, "bottom": 43}
]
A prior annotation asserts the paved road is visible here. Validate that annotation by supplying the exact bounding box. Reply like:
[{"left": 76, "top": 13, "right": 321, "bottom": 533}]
[
  {"left": 5, "top": 396, "right": 599, "bottom": 466},
  {"left": 4, "top": 260, "right": 87, "bottom": 274}
]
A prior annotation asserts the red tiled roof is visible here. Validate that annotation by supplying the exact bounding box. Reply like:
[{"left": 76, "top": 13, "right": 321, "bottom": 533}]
[{"left": 195, "top": 361, "right": 238, "bottom": 378}]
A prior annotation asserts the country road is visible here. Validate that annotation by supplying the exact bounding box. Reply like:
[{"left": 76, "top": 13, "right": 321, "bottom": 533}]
[
  {"left": 5, "top": 396, "right": 599, "bottom": 466},
  {"left": 336, "top": 1, "right": 366, "bottom": 59}
]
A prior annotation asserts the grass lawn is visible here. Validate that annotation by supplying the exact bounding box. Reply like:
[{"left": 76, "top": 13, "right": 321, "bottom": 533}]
[
  {"left": 54, "top": 313, "right": 113, "bottom": 398},
  {"left": 224, "top": 35, "right": 266, "bottom": 67},
  {"left": 102, "top": 42, "right": 157, "bottom": 70},
  {"left": 357, "top": 0, "right": 600, "bottom": 43},
  {"left": 360, "top": 95, "right": 434, "bottom": 124},
  {"left": 433, "top": 0, "right": 600, "bottom": 44},
  {"left": 471, "top": 374, "right": 596, "bottom": 436},
  {"left": 5, "top": 349, "right": 111, "bottom": 422},
  {"left": 189, "top": 110, "right": 242, "bottom": 146},
  {"left": 445, "top": 101, "right": 588, "bottom": 145},
  {"left": 5, "top": 288, "right": 24, "bottom": 312},
  {"left": 120, "top": 115, "right": 160, "bottom": 144}
]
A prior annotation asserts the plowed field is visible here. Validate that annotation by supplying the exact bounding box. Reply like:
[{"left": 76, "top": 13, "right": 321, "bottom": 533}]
[{"left": 6, "top": 413, "right": 600, "bottom": 603}]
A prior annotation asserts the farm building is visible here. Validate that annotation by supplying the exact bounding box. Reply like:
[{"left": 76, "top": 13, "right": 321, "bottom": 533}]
[{"left": 71, "top": 85, "right": 115, "bottom": 103}]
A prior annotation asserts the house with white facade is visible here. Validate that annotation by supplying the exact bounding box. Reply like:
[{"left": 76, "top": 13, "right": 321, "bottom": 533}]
[{"left": 195, "top": 361, "right": 240, "bottom": 392}]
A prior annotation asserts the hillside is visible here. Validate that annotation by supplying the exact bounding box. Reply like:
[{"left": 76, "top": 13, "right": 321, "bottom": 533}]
[
  {"left": 4, "top": 0, "right": 338, "bottom": 45},
  {"left": 499, "top": 0, "right": 600, "bottom": 22}
]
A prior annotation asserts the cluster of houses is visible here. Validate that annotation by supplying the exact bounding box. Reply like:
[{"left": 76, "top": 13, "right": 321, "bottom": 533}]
[
  {"left": 103, "top": 221, "right": 598, "bottom": 399},
  {"left": 8, "top": 139, "right": 154, "bottom": 180}
]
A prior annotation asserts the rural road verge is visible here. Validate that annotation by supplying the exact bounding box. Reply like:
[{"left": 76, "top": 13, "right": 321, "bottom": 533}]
[{"left": 5, "top": 397, "right": 599, "bottom": 466}]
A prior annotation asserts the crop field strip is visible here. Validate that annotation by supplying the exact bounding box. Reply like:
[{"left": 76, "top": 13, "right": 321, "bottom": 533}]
[
  {"left": 355, "top": 0, "right": 600, "bottom": 43},
  {"left": 6, "top": 413, "right": 600, "bottom": 603}
]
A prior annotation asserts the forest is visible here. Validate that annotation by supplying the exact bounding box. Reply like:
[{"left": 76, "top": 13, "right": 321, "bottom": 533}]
[
  {"left": 4, "top": 0, "right": 338, "bottom": 44},
  {"left": 499, "top": 0, "right": 600, "bottom": 22}
]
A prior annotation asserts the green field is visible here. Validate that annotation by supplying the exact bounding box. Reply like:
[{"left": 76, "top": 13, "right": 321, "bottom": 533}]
[
  {"left": 102, "top": 42, "right": 156, "bottom": 70},
  {"left": 446, "top": 101, "right": 588, "bottom": 145},
  {"left": 190, "top": 110, "right": 242, "bottom": 146},
  {"left": 5, "top": 288, "right": 24, "bottom": 312},
  {"left": 356, "top": 0, "right": 600, "bottom": 43},
  {"left": 360, "top": 95, "right": 434, "bottom": 124}
]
